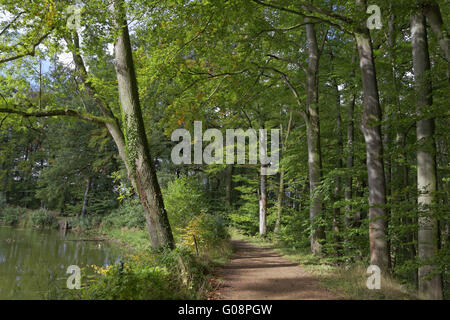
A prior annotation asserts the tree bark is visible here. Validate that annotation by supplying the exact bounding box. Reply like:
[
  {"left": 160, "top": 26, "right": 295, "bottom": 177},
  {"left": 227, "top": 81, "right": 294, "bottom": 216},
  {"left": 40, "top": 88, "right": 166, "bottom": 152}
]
[
  {"left": 388, "top": 10, "right": 418, "bottom": 285},
  {"left": 274, "top": 111, "right": 293, "bottom": 233},
  {"left": 420, "top": 1, "right": 450, "bottom": 84},
  {"left": 259, "top": 164, "right": 267, "bottom": 237},
  {"left": 113, "top": 0, "right": 174, "bottom": 250},
  {"left": 411, "top": 11, "right": 443, "bottom": 300},
  {"left": 355, "top": 0, "right": 389, "bottom": 272},
  {"left": 225, "top": 165, "right": 233, "bottom": 206},
  {"left": 345, "top": 53, "right": 357, "bottom": 231},
  {"left": 384, "top": 9, "right": 397, "bottom": 271},
  {"left": 331, "top": 74, "right": 343, "bottom": 240},
  {"left": 80, "top": 177, "right": 90, "bottom": 218},
  {"left": 305, "top": 21, "right": 325, "bottom": 254},
  {"left": 345, "top": 91, "right": 356, "bottom": 228},
  {"left": 274, "top": 169, "right": 284, "bottom": 234}
]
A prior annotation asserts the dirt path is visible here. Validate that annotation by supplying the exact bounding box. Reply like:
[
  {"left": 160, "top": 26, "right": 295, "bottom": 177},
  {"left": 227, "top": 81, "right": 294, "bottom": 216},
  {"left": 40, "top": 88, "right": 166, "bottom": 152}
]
[{"left": 214, "top": 240, "right": 341, "bottom": 300}]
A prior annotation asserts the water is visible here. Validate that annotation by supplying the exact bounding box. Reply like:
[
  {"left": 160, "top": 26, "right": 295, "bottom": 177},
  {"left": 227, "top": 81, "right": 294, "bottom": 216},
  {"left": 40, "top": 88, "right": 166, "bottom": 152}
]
[{"left": 0, "top": 226, "right": 123, "bottom": 299}]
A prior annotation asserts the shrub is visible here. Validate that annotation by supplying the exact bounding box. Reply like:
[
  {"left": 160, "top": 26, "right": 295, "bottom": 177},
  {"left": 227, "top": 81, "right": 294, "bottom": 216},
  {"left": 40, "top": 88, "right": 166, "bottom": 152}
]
[
  {"left": 228, "top": 210, "right": 259, "bottom": 235},
  {"left": 163, "top": 177, "right": 229, "bottom": 254},
  {"left": 70, "top": 215, "right": 104, "bottom": 231},
  {"left": 0, "top": 206, "right": 26, "bottom": 226},
  {"left": 101, "top": 198, "right": 146, "bottom": 230},
  {"left": 163, "top": 176, "right": 209, "bottom": 229},
  {"left": 0, "top": 193, "right": 6, "bottom": 209},
  {"left": 156, "top": 247, "right": 210, "bottom": 293},
  {"left": 179, "top": 213, "right": 229, "bottom": 255},
  {"left": 274, "top": 208, "right": 311, "bottom": 249},
  {"left": 30, "top": 209, "right": 58, "bottom": 229},
  {"left": 78, "top": 249, "right": 209, "bottom": 300}
]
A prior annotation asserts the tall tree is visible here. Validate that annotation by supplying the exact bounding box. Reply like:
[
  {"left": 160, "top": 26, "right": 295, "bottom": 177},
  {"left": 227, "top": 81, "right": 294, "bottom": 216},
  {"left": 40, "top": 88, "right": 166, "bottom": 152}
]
[
  {"left": 259, "top": 164, "right": 267, "bottom": 236},
  {"left": 274, "top": 111, "right": 293, "bottom": 233},
  {"left": 354, "top": 0, "right": 389, "bottom": 271},
  {"left": 345, "top": 53, "right": 357, "bottom": 230},
  {"left": 112, "top": 0, "right": 174, "bottom": 249},
  {"left": 411, "top": 10, "right": 443, "bottom": 300},
  {"left": 305, "top": 20, "right": 325, "bottom": 254}
]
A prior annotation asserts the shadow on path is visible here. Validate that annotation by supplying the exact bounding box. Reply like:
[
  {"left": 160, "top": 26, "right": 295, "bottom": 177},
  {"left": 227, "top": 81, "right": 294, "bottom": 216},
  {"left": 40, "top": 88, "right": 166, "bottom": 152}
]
[{"left": 215, "top": 240, "right": 341, "bottom": 300}]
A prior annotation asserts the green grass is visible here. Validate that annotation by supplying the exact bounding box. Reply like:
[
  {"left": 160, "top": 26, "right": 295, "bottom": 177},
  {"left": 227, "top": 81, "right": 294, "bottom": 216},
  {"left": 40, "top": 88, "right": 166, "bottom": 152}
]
[
  {"left": 230, "top": 228, "right": 419, "bottom": 300},
  {"left": 100, "top": 227, "right": 152, "bottom": 252}
]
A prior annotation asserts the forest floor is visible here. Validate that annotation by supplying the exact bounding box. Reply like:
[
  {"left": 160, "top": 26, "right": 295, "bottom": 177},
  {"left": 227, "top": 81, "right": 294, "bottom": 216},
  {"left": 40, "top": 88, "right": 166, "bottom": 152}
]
[{"left": 211, "top": 240, "right": 342, "bottom": 300}]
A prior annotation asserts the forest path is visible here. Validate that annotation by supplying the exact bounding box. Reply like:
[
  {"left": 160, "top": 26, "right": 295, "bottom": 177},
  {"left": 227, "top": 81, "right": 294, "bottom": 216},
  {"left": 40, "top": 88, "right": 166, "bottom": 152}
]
[{"left": 213, "top": 240, "right": 341, "bottom": 300}]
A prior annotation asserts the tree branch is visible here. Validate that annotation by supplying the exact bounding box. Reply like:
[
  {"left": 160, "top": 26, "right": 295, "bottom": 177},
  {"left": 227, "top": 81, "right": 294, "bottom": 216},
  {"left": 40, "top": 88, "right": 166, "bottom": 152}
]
[
  {"left": 251, "top": 22, "right": 310, "bottom": 38},
  {"left": 0, "top": 11, "right": 24, "bottom": 37},
  {"left": 252, "top": 0, "right": 354, "bottom": 35},
  {"left": 279, "top": 74, "right": 307, "bottom": 120},
  {"left": 0, "top": 107, "right": 112, "bottom": 125},
  {"left": 0, "top": 30, "right": 53, "bottom": 65},
  {"left": 267, "top": 54, "right": 307, "bottom": 73}
]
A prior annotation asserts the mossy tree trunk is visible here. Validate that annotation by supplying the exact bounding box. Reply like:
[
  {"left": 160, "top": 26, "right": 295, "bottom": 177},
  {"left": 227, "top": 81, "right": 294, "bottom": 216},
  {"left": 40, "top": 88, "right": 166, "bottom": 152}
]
[{"left": 112, "top": 0, "right": 174, "bottom": 250}]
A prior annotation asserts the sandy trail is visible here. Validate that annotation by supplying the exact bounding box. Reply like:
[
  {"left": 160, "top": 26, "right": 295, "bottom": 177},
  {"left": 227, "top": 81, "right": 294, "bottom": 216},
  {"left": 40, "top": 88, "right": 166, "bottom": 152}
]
[{"left": 215, "top": 240, "right": 341, "bottom": 300}]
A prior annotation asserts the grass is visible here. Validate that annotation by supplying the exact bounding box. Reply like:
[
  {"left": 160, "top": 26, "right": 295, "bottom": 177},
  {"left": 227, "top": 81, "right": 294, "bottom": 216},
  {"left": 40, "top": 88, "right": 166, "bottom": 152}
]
[
  {"left": 100, "top": 227, "right": 152, "bottom": 252},
  {"left": 230, "top": 228, "right": 419, "bottom": 300}
]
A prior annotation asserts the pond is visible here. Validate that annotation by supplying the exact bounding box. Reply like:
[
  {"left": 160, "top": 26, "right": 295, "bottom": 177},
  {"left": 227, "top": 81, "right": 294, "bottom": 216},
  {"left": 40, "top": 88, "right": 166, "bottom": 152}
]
[{"left": 0, "top": 225, "right": 123, "bottom": 299}]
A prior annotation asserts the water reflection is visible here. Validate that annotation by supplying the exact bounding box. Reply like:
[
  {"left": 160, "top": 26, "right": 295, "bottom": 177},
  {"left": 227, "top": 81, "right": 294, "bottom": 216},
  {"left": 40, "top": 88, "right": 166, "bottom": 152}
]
[{"left": 0, "top": 226, "right": 122, "bottom": 299}]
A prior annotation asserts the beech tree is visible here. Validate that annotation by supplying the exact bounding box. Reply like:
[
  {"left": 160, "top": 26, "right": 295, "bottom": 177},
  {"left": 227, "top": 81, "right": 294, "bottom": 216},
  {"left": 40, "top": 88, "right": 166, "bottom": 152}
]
[{"left": 411, "top": 9, "right": 443, "bottom": 300}]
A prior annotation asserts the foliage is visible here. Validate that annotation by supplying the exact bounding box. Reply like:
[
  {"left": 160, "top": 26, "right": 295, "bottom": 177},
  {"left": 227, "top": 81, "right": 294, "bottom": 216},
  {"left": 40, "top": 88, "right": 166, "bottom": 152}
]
[
  {"left": 179, "top": 213, "right": 229, "bottom": 255},
  {"left": 70, "top": 215, "right": 104, "bottom": 231},
  {"left": 101, "top": 198, "right": 146, "bottom": 230},
  {"left": 0, "top": 206, "right": 26, "bottom": 226},
  {"left": 29, "top": 209, "right": 58, "bottom": 229},
  {"left": 274, "top": 208, "right": 311, "bottom": 249},
  {"left": 0, "top": 193, "right": 5, "bottom": 209},
  {"left": 79, "top": 253, "right": 185, "bottom": 300},
  {"left": 72, "top": 246, "right": 221, "bottom": 300},
  {"left": 163, "top": 176, "right": 209, "bottom": 229}
]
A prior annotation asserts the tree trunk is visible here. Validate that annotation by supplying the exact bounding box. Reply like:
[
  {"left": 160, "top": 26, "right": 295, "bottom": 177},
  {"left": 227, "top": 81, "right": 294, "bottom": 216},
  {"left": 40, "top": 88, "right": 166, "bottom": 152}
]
[
  {"left": 411, "top": 11, "right": 443, "bottom": 300},
  {"left": 274, "top": 169, "right": 284, "bottom": 234},
  {"left": 259, "top": 164, "right": 267, "bottom": 237},
  {"left": 113, "top": 0, "right": 174, "bottom": 250},
  {"left": 420, "top": 1, "right": 450, "bottom": 85},
  {"left": 388, "top": 10, "right": 418, "bottom": 286},
  {"left": 306, "top": 21, "right": 324, "bottom": 254},
  {"left": 344, "top": 50, "right": 357, "bottom": 232},
  {"left": 331, "top": 75, "right": 343, "bottom": 241},
  {"left": 345, "top": 86, "right": 356, "bottom": 229},
  {"left": 274, "top": 111, "right": 293, "bottom": 233},
  {"left": 384, "top": 9, "right": 396, "bottom": 271},
  {"left": 355, "top": 0, "right": 389, "bottom": 272},
  {"left": 225, "top": 165, "right": 233, "bottom": 206},
  {"left": 80, "top": 177, "right": 90, "bottom": 218}
]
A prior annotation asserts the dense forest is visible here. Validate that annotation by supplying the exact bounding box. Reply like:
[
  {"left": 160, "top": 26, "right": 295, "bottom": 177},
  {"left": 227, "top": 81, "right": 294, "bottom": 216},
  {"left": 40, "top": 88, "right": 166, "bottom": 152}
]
[{"left": 0, "top": 0, "right": 448, "bottom": 300}]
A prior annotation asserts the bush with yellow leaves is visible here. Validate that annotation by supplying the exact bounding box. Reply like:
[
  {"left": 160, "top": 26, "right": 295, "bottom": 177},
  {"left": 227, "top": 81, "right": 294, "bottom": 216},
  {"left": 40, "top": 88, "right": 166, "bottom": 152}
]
[
  {"left": 179, "top": 213, "right": 229, "bottom": 256},
  {"left": 78, "top": 252, "right": 186, "bottom": 299}
]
